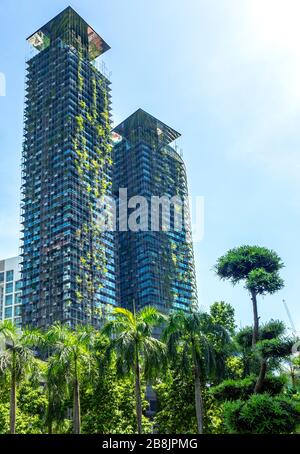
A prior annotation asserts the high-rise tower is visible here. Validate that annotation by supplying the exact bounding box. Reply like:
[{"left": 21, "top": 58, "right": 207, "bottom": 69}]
[
  {"left": 113, "top": 109, "right": 197, "bottom": 314},
  {"left": 21, "top": 7, "right": 116, "bottom": 328}
]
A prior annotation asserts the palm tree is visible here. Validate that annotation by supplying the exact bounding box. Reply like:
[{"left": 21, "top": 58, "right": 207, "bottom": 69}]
[
  {"left": 45, "top": 323, "right": 94, "bottom": 434},
  {"left": 0, "top": 321, "right": 39, "bottom": 434},
  {"left": 163, "top": 311, "right": 229, "bottom": 434},
  {"left": 45, "top": 354, "right": 70, "bottom": 434},
  {"left": 103, "top": 306, "right": 166, "bottom": 434}
]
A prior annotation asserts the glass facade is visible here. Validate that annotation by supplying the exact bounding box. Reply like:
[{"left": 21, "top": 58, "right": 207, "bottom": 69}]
[
  {"left": 21, "top": 7, "right": 116, "bottom": 328},
  {"left": 113, "top": 109, "right": 198, "bottom": 314},
  {"left": 17, "top": 8, "right": 198, "bottom": 329}
]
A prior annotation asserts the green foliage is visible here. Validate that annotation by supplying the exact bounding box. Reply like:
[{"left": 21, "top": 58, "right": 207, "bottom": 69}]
[
  {"left": 215, "top": 245, "right": 284, "bottom": 285},
  {"left": 235, "top": 326, "right": 255, "bottom": 349},
  {"left": 44, "top": 323, "right": 95, "bottom": 385},
  {"left": 234, "top": 320, "right": 291, "bottom": 379},
  {"left": 0, "top": 321, "right": 40, "bottom": 383},
  {"left": 154, "top": 369, "right": 198, "bottom": 434},
  {"left": 0, "top": 383, "right": 47, "bottom": 434},
  {"left": 236, "top": 320, "right": 286, "bottom": 349},
  {"left": 44, "top": 324, "right": 95, "bottom": 433},
  {"left": 211, "top": 375, "right": 286, "bottom": 401},
  {"left": 163, "top": 311, "right": 229, "bottom": 379},
  {"left": 0, "top": 299, "right": 297, "bottom": 435},
  {"left": 225, "top": 356, "right": 244, "bottom": 379},
  {"left": 154, "top": 369, "right": 226, "bottom": 434},
  {"left": 103, "top": 307, "right": 166, "bottom": 381},
  {"left": 256, "top": 338, "right": 294, "bottom": 359},
  {"left": 163, "top": 311, "right": 231, "bottom": 433},
  {"left": 260, "top": 319, "right": 286, "bottom": 339},
  {"left": 215, "top": 247, "right": 284, "bottom": 326},
  {"left": 72, "top": 47, "right": 113, "bottom": 323},
  {"left": 223, "top": 394, "right": 300, "bottom": 434},
  {"left": 204, "top": 391, "right": 226, "bottom": 434},
  {"left": 80, "top": 333, "right": 142, "bottom": 434},
  {"left": 210, "top": 301, "right": 236, "bottom": 335},
  {"left": 81, "top": 369, "right": 151, "bottom": 434},
  {"left": 18, "top": 383, "right": 47, "bottom": 417},
  {"left": 0, "top": 402, "right": 44, "bottom": 434},
  {"left": 75, "top": 115, "right": 84, "bottom": 131},
  {"left": 246, "top": 268, "right": 284, "bottom": 295},
  {"left": 103, "top": 307, "right": 166, "bottom": 433},
  {"left": 206, "top": 305, "right": 236, "bottom": 381}
]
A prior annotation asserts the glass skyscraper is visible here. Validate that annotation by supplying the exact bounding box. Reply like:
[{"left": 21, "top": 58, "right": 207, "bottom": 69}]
[
  {"left": 20, "top": 7, "right": 197, "bottom": 329},
  {"left": 21, "top": 7, "right": 117, "bottom": 328},
  {"left": 113, "top": 109, "right": 198, "bottom": 314}
]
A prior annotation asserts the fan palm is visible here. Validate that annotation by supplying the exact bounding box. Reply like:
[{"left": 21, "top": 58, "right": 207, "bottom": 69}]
[
  {"left": 163, "top": 311, "right": 229, "bottom": 434},
  {"left": 103, "top": 306, "right": 166, "bottom": 434},
  {"left": 45, "top": 323, "right": 94, "bottom": 434},
  {"left": 0, "top": 320, "right": 40, "bottom": 434}
]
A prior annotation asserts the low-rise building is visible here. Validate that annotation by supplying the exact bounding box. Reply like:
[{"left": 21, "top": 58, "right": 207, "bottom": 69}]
[{"left": 0, "top": 256, "right": 22, "bottom": 327}]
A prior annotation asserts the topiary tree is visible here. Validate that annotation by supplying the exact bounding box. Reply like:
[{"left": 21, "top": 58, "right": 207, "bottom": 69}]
[
  {"left": 215, "top": 246, "right": 284, "bottom": 347},
  {"left": 223, "top": 394, "right": 300, "bottom": 434},
  {"left": 211, "top": 375, "right": 285, "bottom": 402},
  {"left": 235, "top": 325, "right": 260, "bottom": 377},
  {"left": 235, "top": 320, "right": 292, "bottom": 393},
  {"left": 253, "top": 320, "right": 293, "bottom": 393}
]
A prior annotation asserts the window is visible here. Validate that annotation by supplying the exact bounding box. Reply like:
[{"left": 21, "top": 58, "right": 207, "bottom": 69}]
[
  {"left": 5, "top": 282, "right": 13, "bottom": 294},
  {"left": 0, "top": 272, "right": 4, "bottom": 283},
  {"left": 14, "top": 305, "right": 22, "bottom": 316},
  {"left": 5, "top": 294, "right": 13, "bottom": 306},
  {"left": 6, "top": 270, "right": 14, "bottom": 282},
  {"left": 15, "top": 281, "right": 22, "bottom": 291},
  {"left": 14, "top": 317, "right": 22, "bottom": 328},
  {"left": 15, "top": 293, "right": 21, "bottom": 305},
  {"left": 5, "top": 307, "right": 12, "bottom": 319}
]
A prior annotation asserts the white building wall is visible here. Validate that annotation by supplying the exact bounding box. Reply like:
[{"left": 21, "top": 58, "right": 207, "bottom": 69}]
[{"left": 0, "top": 256, "right": 22, "bottom": 327}]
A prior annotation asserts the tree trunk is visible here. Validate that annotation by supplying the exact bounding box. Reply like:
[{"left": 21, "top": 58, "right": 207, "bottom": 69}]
[
  {"left": 47, "top": 389, "right": 53, "bottom": 435},
  {"left": 10, "top": 351, "right": 16, "bottom": 434},
  {"left": 134, "top": 347, "right": 143, "bottom": 434},
  {"left": 254, "top": 358, "right": 267, "bottom": 393},
  {"left": 291, "top": 366, "right": 296, "bottom": 389},
  {"left": 73, "top": 359, "right": 81, "bottom": 434},
  {"left": 251, "top": 291, "right": 259, "bottom": 347},
  {"left": 194, "top": 363, "right": 204, "bottom": 434}
]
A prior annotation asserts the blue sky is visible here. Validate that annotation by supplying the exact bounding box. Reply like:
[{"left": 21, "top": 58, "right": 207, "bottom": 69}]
[{"left": 0, "top": 0, "right": 299, "bottom": 331}]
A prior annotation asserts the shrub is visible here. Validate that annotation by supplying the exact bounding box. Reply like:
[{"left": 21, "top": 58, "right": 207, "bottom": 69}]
[
  {"left": 223, "top": 394, "right": 299, "bottom": 434},
  {"left": 0, "top": 403, "right": 44, "bottom": 434},
  {"left": 211, "top": 375, "right": 285, "bottom": 401}
]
